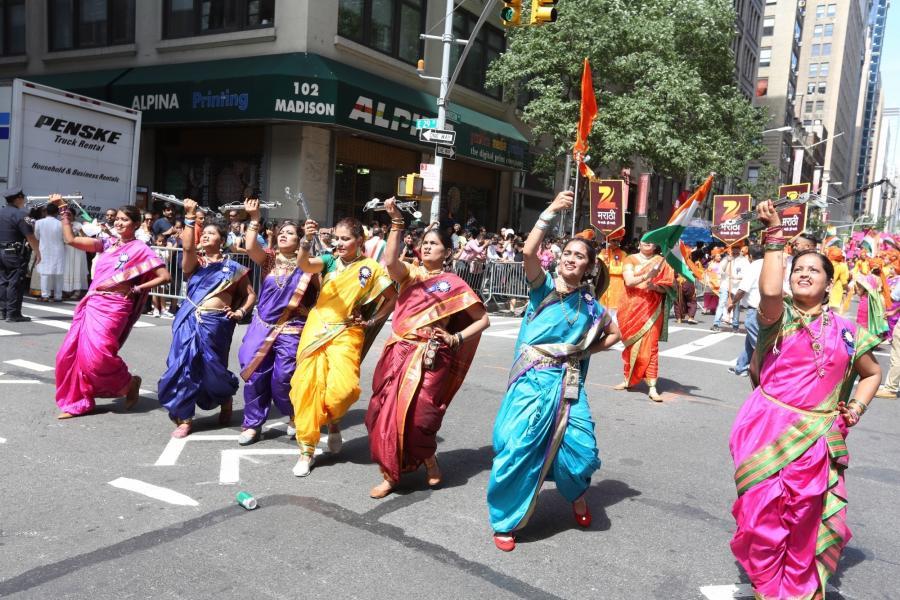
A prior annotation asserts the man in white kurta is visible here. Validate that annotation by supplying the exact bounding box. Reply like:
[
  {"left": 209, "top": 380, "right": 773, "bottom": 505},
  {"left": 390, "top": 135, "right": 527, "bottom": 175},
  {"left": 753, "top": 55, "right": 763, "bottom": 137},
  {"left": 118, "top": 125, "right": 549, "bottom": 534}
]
[{"left": 33, "top": 204, "right": 65, "bottom": 301}]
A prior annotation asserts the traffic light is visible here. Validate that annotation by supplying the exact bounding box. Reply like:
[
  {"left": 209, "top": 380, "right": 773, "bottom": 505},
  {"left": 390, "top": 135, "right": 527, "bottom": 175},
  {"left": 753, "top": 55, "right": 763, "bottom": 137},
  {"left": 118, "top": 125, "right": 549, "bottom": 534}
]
[
  {"left": 500, "top": 1, "right": 522, "bottom": 27},
  {"left": 530, "top": 0, "right": 558, "bottom": 25},
  {"left": 397, "top": 174, "right": 425, "bottom": 198}
]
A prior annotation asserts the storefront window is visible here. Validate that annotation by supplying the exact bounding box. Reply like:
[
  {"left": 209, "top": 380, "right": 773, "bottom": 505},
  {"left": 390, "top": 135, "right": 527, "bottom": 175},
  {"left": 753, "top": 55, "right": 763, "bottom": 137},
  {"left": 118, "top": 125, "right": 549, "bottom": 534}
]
[
  {"left": 163, "top": 0, "right": 274, "bottom": 39},
  {"left": 0, "top": 0, "right": 26, "bottom": 56},
  {"left": 48, "top": 0, "right": 134, "bottom": 51},
  {"left": 338, "top": 0, "right": 425, "bottom": 65}
]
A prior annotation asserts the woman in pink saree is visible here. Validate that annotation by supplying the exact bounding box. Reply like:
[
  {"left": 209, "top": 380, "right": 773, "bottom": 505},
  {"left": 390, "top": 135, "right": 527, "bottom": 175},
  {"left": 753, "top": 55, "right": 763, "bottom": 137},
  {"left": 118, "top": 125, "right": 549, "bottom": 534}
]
[
  {"left": 55, "top": 202, "right": 170, "bottom": 418},
  {"left": 729, "top": 201, "right": 881, "bottom": 600}
]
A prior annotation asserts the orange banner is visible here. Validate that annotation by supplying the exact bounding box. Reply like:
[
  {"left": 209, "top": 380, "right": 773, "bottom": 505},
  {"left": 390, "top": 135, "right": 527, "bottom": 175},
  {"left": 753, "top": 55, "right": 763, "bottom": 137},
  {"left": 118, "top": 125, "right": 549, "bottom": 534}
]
[
  {"left": 589, "top": 179, "right": 626, "bottom": 236},
  {"left": 712, "top": 195, "right": 751, "bottom": 244},
  {"left": 777, "top": 183, "right": 811, "bottom": 241}
]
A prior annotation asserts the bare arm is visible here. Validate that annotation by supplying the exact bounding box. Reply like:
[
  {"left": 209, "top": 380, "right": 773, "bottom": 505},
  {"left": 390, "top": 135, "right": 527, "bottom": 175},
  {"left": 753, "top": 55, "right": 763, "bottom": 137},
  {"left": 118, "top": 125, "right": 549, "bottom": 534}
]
[
  {"left": 242, "top": 198, "right": 268, "bottom": 266},
  {"left": 181, "top": 199, "right": 200, "bottom": 275},
  {"left": 523, "top": 191, "right": 573, "bottom": 286},
  {"left": 589, "top": 318, "right": 621, "bottom": 353},
  {"left": 136, "top": 266, "right": 171, "bottom": 293},
  {"left": 623, "top": 257, "right": 662, "bottom": 287},
  {"left": 430, "top": 301, "right": 490, "bottom": 348},
  {"left": 61, "top": 205, "right": 100, "bottom": 253},
  {"left": 297, "top": 219, "right": 325, "bottom": 274},
  {"left": 756, "top": 200, "right": 785, "bottom": 326},
  {"left": 382, "top": 198, "right": 411, "bottom": 283},
  {"left": 226, "top": 277, "right": 257, "bottom": 321},
  {"left": 839, "top": 351, "right": 882, "bottom": 427}
]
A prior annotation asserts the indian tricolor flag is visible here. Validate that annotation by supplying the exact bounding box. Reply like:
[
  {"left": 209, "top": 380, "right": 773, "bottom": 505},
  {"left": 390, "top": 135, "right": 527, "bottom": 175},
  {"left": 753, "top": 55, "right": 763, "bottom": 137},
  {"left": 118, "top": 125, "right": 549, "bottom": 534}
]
[
  {"left": 861, "top": 230, "right": 880, "bottom": 254},
  {"left": 641, "top": 174, "right": 715, "bottom": 282}
]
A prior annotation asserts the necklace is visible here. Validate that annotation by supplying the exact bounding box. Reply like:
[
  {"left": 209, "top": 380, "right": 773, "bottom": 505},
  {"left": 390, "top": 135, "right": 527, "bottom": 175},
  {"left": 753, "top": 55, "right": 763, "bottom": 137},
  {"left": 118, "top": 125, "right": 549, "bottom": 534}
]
[
  {"left": 557, "top": 285, "right": 583, "bottom": 325},
  {"left": 273, "top": 252, "right": 298, "bottom": 290},
  {"left": 795, "top": 307, "right": 830, "bottom": 378}
]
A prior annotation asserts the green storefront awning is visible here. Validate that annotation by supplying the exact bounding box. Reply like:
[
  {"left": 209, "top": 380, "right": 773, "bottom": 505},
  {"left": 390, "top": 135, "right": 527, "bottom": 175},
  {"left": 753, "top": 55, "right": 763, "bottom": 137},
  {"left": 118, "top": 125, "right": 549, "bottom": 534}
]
[{"left": 30, "top": 53, "right": 528, "bottom": 170}]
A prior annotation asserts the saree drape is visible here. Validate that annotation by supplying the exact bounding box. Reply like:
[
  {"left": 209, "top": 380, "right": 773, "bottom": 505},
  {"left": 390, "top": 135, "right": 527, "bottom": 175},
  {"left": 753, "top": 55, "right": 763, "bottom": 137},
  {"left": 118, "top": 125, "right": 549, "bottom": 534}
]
[
  {"left": 855, "top": 274, "right": 888, "bottom": 337},
  {"left": 729, "top": 302, "right": 879, "bottom": 600},
  {"left": 289, "top": 256, "right": 392, "bottom": 454},
  {"left": 55, "top": 238, "right": 164, "bottom": 415},
  {"left": 487, "top": 272, "right": 609, "bottom": 533},
  {"left": 618, "top": 254, "right": 675, "bottom": 386},
  {"left": 600, "top": 248, "right": 626, "bottom": 310},
  {"left": 365, "top": 266, "right": 482, "bottom": 482},
  {"left": 157, "top": 258, "right": 248, "bottom": 421}
]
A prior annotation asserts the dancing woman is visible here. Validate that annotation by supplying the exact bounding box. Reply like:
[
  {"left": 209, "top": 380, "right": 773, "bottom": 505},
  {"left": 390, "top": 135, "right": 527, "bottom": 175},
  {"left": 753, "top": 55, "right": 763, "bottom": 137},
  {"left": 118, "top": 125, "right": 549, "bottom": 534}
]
[
  {"left": 487, "top": 191, "right": 621, "bottom": 552},
  {"left": 289, "top": 216, "right": 394, "bottom": 477},
  {"left": 157, "top": 199, "right": 256, "bottom": 438},
  {"left": 365, "top": 198, "right": 490, "bottom": 498},
  {"left": 615, "top": 240, "right": 675, "bottom": 401},
  {"left": 235, "top": 198, "right": 318, "bottom": 445},
  {"left": 56, "top": 200, "right": 170, "bottom": 419},
  {"left": 729, "top": 200, "right": 881, "bottom": 600},
  {"left": 853, "top": 256, "right": 889, "bottom": 337}
]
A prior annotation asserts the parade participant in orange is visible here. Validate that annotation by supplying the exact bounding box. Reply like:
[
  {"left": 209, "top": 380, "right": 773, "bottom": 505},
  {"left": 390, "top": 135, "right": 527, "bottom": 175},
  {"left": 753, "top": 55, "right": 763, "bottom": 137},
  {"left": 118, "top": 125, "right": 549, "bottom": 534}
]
[
  {"left": 826, "top": 247, "right": 850, "bottom": 312},
  {"left": 615, "top": 241, "right": 675, "bottom": 401},
  {"left": 600, "top": 229, "right": 627, "bottom": 310},
  {"left": 703, "top": 247, "right": 724, "bottom": 314}
]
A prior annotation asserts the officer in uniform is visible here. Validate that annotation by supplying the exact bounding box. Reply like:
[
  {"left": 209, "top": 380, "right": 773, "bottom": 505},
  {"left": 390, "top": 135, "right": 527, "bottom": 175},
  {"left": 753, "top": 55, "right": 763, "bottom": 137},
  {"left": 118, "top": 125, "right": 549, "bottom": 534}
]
[{"left": 0, "top": 187, "right": 41, "bottom": 322}]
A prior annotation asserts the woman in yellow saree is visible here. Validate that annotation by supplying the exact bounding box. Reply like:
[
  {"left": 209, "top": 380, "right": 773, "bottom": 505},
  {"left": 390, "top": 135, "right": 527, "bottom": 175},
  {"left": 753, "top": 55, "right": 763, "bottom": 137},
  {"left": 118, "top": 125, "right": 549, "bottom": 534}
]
[{"left": 289, "top": 217, "right": 394, "bottom": 477}]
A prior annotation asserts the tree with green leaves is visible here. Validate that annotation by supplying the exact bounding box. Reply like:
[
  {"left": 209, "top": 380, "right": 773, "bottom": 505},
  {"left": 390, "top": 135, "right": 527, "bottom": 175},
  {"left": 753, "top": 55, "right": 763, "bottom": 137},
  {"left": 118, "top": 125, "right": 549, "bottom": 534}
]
[
  {"left": 487, "top": 0, "right": 767, "bottom": 181},
  {"left": 735, "top": 162, "right": 781, "bottom": 203}
]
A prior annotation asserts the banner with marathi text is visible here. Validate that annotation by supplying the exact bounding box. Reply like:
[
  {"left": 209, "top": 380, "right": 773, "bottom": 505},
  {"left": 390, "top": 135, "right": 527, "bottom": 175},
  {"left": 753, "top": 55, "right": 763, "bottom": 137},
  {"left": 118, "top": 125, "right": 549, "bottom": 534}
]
[
  {"left": 777, "top": 183, "right": 811, "bottom": 241},
  {"left": 712, "top": 194, "right": 751, "bottom": 244},
  {"left": 589, "top": 179, "right": 627, "bottom": 237}
]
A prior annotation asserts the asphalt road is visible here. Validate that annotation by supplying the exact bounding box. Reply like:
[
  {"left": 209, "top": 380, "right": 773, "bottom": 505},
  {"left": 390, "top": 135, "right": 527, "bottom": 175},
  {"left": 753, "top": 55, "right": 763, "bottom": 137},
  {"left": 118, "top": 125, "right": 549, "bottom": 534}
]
[{"left": 0, "top": 298, "right": 898, "bottom": 600}]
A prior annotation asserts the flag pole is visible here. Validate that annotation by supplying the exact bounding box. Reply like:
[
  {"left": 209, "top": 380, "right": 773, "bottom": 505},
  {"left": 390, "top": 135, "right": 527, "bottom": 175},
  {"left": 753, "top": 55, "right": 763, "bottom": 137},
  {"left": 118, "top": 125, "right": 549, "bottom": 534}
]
[{"left": 571, "top": 161, "right": 581, "bottom": 237}]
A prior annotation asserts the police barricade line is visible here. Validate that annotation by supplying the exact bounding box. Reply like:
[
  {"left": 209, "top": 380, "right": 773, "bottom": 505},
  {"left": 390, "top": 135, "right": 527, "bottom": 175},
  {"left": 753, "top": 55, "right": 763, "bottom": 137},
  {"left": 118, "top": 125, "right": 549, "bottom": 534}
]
[{"left": 148, "top": 246, "right": 263, "bottom": 301}]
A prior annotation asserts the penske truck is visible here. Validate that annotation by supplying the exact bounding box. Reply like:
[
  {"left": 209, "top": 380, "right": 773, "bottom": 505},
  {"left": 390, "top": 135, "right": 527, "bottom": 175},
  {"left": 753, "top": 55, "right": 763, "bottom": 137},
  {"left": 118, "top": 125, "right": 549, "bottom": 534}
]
[{"left": 0, "top": 79, "right": 141, "bottom": 217}]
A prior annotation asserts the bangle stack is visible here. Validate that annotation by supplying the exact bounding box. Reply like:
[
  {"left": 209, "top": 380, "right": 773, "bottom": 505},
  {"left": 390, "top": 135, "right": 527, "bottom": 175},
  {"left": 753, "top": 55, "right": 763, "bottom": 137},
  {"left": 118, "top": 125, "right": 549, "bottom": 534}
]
[
  {"left": 391, "top": 217, "right": 405, "bottom": 232},
  {"left": 247, "top": 221, "right": 260, "bottom": 232},
  {"left": 299, "top": 240, "right": 312, "bottom": 251},
  {"left": 847, "top": 399, "right": 868, "bottom": 421},
  {"left": 765, "top": 227, "right": 786, "bottom": 252},
  {"left": 535, "top": 209, "right": 557, "bottom": 231},
  {"left": 184, "top": 218, "right": 195, "bottom": 226}
]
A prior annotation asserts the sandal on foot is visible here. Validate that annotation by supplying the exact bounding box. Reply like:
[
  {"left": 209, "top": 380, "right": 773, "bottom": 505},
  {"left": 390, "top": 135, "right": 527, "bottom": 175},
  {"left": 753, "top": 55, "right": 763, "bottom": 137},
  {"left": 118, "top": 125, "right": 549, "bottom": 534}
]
[
  {"left": 237, "top": 428, "right": 259, "bottom": 446},
  {"left": 573, "top": 498, "right": 592, "bottom": 528},
  {"left": 648, "top": 387, "right": 663, "bottom": 402},
  {"left": 424, "top": 456, "right": 443, "bottom": 487},
  {"left": 612, "top": 381, "right": 629, "bottom": 391},
  {"left": 172, "top": 421, "right": 192, "bottom": 438},
  {"left": 57, "top": 412, "right": 76, "bottom": 420},
  {"left": 293, "top": 455, "right": 314, "bottom": 477},
  {"left": 218, "top": 399, "right": 233, "bottom": 426},
  {"left": 493, "top": 533, "right": 516, "bottom": 552},
  {"left": 123, "top": 376, "right": 142, "bottom": 411},
  {"left": 369, "top": 477, "right": 396, "bottom": 499}
]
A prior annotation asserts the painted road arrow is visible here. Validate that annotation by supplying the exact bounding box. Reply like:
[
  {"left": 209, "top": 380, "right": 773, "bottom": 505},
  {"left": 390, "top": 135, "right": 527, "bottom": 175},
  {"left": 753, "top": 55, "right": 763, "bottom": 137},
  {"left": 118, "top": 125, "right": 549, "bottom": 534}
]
[{"left": 418, "top": 128, "right": 456, "bottom": 145}]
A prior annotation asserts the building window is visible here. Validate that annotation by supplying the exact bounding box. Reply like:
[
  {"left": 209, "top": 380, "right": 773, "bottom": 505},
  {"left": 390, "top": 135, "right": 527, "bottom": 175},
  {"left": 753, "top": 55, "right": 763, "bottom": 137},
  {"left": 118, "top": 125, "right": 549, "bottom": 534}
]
[
  {"left": 815, "top": 100, "right": 824, "bottom": 111},
  {"left": 338, "top": 0, "right": 424, "bottom": 64},
  {"left": 163, "top": 0, "right": 275, "bottom": 39},
  {"left": 0, "top": 0, "right": 25, "bottom": 56},
  {"left": 451, "top": 10, "right": 505, "bottom": 99},
  {"left": 827, "top": 4, "right": 836, "bottom": 16},
  {"left": 756, "top": 78, "right": 768, "bottom": 97},
  {"left": 759, "top": 47, "right": 771, "bottom": 67},
  {"left": 807, "top": 83, "right": 816, "bottom": 94},
  {"left": 815, "top": 4, "right": 825, "bottom": 18},
  {"left": 824, "top": 23, "right": 833, "bottom": 36},
  {"left": 821, "top": 42, "right": 831, "bottom": 56},
  {"left": 805, "top": 100, "right": 814, "bottom": 113},
  {"left": 818, "top": 82, "right": 827, "bottom": 94},
  {"left": 762, "top": 16, "right": 774, "bottom": 36},
  {"left": 48, "top": 0, "right": 135, "bottom": 51},
  {"left": 813, "top": 24, "right": 822, "bottom": 36},
  {"left": 808, "top": 62, "right": 818, "bottom": 77},
  {"left": 811, "top": 43, "right": 820, "bottom": 56},
  {"left": 747, "top": 166, "right": 760, "bottom": 184},
  {"left": 819, "top": 62, "right": 829, "bottom": 77}
]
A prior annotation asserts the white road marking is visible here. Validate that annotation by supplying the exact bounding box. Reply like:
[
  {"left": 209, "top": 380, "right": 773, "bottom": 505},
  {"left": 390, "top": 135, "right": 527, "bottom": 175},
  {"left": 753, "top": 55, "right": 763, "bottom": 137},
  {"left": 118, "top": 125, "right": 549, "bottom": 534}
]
[
  {"left": 21, "top": 304, "right": 154, "bottom": 328},
  {"left": 4, "top": 359, "right": 54, "bottom": 372},
  {"left": 699, "top": 583, "right": 841, "bottom": 599},
  {"left": 154, "top": 434, "right": 240, "bottom": 466},
  {"left": 108, "top": 477, "right": 199, "bottom": 506},
  {"left": 0, "top": 378, "right": 42, "bottom": 384},
  {"left": 219, "top": 449, "right": 299, "bottom": 484},
  {"left": 483, "top": 328, "right": 520, "bottom": 339},
  {"left": 660, "top": 332, "right": 734, "bottom": 358},
  {"left": 22, "top": 315, "right": 71, "bottom": 330},
  {"left": 21, "top": 303, "right": 77, "bottom": 316},
  {"left": 0, "top": 437, "right": 6, "bottom": 443},
  {"left": 0, "top": 329, "right": 19, "bottom": 336}
]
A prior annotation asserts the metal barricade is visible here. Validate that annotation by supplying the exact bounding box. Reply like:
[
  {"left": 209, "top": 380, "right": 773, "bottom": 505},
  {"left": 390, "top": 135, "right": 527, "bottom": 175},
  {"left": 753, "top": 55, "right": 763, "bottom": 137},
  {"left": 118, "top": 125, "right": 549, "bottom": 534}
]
[
  {"left": 452, "top": 259, "right": 488, "bottom": 300},
  {"left": 148, "top": 246, "right": 263, "bottom": 301},
  {"left": 480, "top": 261, "right": 529, "bottom": 308}
]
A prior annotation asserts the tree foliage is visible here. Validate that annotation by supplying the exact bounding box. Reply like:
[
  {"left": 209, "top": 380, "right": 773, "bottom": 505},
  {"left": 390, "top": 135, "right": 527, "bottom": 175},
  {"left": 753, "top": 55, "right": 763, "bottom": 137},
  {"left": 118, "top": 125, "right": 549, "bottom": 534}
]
[
  {"left": 486, "top": 0, "right": 767, "bottom": 179},
  {"left": 735, "top": 162, "right": 781, "bottom": 202}
]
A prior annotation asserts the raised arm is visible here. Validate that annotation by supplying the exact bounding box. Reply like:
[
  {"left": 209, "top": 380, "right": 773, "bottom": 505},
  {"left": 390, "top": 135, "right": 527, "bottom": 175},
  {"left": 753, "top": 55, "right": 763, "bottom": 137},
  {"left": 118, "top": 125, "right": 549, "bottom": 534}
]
[
  {"left": 524, "top": 191, "right": 573, "bottom": 286},
  {"left": 756, "top": 200, "right": 785, "bottom": 326},
  {"left": 181, "top": 199, "right": 200, "bottom": 275},
  {"left": 382, "top": 197, "right": 411, "bottom": 283},
  {"left": 297, "top": 219, "right": 325, "bottom": 274},
  {"left": 60, "top": 198, "right": 101, "bottom": 253},
  {"left": 243, "top": 198, "right": 268, "bottom": 267}
]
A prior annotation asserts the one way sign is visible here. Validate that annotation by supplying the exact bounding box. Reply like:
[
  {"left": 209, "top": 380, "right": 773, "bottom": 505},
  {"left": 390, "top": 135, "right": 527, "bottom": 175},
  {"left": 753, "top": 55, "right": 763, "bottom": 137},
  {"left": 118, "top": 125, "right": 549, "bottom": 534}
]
[
  {"left": 418, "top": 128, "right": 456, "bottom": 145},
  {"left": 435, "top": 145, "right": 455, "bottom": 159}
]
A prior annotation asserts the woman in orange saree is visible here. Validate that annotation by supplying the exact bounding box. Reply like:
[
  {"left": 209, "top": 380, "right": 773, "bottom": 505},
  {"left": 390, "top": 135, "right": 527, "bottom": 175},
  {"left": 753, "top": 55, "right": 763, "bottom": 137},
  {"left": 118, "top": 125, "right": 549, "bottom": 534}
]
[
  {"left": 614, "top": 241, "right": 674, "bottom": 401},
  {"left": 365, "top": 199, "right": 490, "bottom": 498}
]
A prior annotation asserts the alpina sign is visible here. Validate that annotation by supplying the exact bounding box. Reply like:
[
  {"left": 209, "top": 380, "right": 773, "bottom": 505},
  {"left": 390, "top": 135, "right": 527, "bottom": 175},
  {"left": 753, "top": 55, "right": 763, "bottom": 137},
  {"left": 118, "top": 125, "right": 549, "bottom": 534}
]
[
  {"left": 712, "top": 195, "right": 751, "bottom": 244},
  {"left": 777, "top": 183, "right": 811, "bottom": 241},
  {"left": 589, "top": 179, "right": 626, "bottom": 236}
]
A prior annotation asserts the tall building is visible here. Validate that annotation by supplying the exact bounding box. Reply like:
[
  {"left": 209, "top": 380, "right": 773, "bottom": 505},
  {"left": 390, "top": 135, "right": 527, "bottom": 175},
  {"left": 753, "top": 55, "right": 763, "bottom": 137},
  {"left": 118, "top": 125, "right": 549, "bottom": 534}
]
[
  {"left": 872, "top": 106, "right": 900, "bottom": 228},
  {"left": 795, "top": 0, "right": 868, "bottom": 223},
  {"left": 753, "top": 0, "right": 805, "bottom": 184},
  {"left": 734, "top": 0, "right": 765, "bottom": 99},
  {"left": 854, "top": 0, "right": 890, "bottom": 213},
  {"left": 0, "top": 1, "right": 530, "bottom": 229}
]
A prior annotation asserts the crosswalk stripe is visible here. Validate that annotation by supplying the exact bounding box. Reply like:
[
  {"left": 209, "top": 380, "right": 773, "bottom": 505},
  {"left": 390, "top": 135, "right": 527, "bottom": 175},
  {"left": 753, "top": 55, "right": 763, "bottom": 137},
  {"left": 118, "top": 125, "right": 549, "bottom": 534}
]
[
  {"left": 22, "top": 315, "right": 71, "bottom": 330},
  {"left": 3, "top": 359, "right": 54, "bottom": 372},
  {"left": 0, "top": 329, "right": 19, "bottom": 336}
]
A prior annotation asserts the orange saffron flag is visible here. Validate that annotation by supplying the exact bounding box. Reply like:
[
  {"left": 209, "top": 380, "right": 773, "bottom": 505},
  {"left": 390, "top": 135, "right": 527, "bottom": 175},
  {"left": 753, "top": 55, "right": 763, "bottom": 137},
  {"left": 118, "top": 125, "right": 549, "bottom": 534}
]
[{"left": 573, "top": 58, "right": 597, "bottom": 178}]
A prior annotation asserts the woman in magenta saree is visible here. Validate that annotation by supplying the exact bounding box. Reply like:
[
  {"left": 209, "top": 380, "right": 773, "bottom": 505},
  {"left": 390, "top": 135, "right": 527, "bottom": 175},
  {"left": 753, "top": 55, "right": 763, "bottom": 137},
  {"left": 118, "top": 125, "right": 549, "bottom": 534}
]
[
  {"left": 55, "top": 203, "right": 170, "bottom": 418},
  {"left": 729, "top": 201, "right": 881, "bottom": 600},
  {"left": 365, "top": 199, "right": 490, "bottom": 498}
]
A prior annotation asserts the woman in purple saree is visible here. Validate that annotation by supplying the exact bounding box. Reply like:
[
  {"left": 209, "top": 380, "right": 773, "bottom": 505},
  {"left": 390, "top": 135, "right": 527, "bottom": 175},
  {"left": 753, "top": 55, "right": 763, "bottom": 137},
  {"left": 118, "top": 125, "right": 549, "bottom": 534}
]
[
  {"left": 729, "top": 200, "right": 882, "bottom": 600},
  {"left": 235, "top": 198, "right": 318, "bottom": 445},
  {"left": 55, "top": 202, "right": 170, "bottom": 418}
]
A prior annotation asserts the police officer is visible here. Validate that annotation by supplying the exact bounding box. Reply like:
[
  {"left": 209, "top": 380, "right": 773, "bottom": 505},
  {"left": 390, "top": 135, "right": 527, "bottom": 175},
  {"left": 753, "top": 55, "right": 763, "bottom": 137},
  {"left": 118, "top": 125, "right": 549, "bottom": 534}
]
[{"left": 0, "top": 187, "right": 41, "bottom": 322}]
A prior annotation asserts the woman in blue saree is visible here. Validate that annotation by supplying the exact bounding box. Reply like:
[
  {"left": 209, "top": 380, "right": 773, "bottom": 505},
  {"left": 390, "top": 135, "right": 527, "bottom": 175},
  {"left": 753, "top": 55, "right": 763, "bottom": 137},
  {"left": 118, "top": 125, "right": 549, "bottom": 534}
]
[
  {"left": 487, "top": 190, "right": 621, "bottom": 552},
  {"left": 158, "top": 199, "right": 257, "bottom": 438}
]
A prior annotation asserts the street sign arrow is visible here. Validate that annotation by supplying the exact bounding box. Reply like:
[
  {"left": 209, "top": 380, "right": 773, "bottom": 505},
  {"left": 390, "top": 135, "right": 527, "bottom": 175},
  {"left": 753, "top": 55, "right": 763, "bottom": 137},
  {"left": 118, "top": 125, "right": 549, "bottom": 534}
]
[
  {"left": 418, "top": 128, "right": 456, "bottom": 145},
  {"left": 435, "top": 145, "right": 456, "bottom": 159}
]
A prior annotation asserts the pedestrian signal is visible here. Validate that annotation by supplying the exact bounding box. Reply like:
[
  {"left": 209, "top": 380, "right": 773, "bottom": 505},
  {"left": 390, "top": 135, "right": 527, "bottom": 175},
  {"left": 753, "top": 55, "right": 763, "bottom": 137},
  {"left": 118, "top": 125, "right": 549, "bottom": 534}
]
[
  {"left": 397, "top": 174, "right": 425, "bottom": 198},
  {"left": 530, "top": 0, "right": 558, "bottom": 25},
  {"left": 501, "top": 1, "right": 522, "bottom": 27}
]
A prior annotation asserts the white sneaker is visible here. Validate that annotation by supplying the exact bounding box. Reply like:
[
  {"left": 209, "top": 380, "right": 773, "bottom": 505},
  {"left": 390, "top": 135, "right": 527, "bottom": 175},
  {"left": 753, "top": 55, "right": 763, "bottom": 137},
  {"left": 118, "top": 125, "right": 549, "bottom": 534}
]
[
  {"left": 151, "top": 307, "right": 160, "bottom": 318},
  {"left": 161, "top": 310, "right": 175, "bottom": 318},
  {"left": 292, "top": 455, "right": 314, "bottom": 477},
  {"left": 327, "top": 430, "right": 343, "bottom": 454},
  {"left": 286, "top": 423, "right": 296, "bottom": 437}
]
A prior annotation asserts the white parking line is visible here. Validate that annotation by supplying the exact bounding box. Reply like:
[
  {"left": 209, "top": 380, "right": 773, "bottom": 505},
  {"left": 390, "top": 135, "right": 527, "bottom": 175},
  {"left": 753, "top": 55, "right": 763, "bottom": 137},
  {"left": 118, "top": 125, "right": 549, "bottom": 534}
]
[
  {"left": 3, "top": 359, "right": 54, "bottom": 372},
  {"left": 108, "top": 477, "right": 199, "bottom": 507}
]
